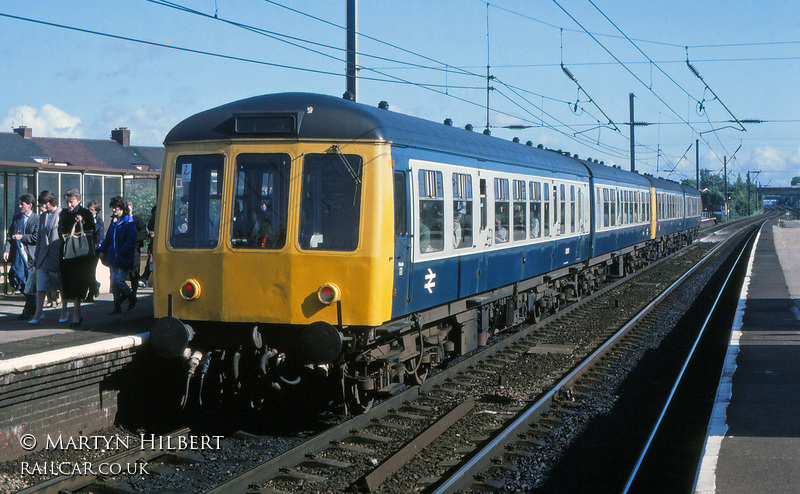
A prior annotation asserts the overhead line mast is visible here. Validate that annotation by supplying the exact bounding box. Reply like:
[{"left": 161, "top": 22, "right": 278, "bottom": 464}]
[{"left": 346, "top": 0, "right": 358, "bottom": 100}]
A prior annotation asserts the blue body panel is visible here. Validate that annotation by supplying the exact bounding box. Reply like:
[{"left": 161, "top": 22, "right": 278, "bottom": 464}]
[
  {"left": 593, "top": 225, "right": 650, "bottom": 256},
  {"left": 387, "top": 141, "right": 594, "bottom": 319},
  {"left": 397, "top": 235, "right": 590, "bottom": 317}
]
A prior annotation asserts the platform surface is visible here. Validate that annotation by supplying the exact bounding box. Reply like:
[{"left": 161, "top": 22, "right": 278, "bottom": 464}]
[
  {"left": 0, "top": 288, "right": 153, "bottom": 363},
  {"left": 695, "top": 219, "right": 800, "bottom": 493}
]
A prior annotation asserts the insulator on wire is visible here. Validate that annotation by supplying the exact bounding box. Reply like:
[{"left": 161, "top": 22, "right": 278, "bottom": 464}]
[{"left": 561, "top": 64, "right": 577, "bottom": 82}]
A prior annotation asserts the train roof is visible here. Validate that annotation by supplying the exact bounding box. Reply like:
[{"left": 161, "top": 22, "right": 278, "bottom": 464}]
[
  {"left": 165, "top": 92, "right": 589, "bottom": 177},
  {"left": 643, "top": 174, "right": 686, "bottom": 193},
  {"left": 580, "top": 159, "right": 651, "bottom": 188},
  {"left": 681, "top": 183, "right": 702, "bottom": 196}
]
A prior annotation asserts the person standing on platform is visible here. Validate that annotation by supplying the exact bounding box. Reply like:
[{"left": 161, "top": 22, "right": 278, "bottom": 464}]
[
  {"left": 85, "top": 200, "right": 104, "bottom": 301},
  {"left": 98, "top": 196, "right": 137, "bottom": 314},
  {"left": 3, "top": 193, "right": 39, "bottom": 319},
  {"left": 28, "top": 190, "right": 62, "bottom": 324},
  {"left": 126, "top": 200, "right": 147, "bottom": 298},
  {"left": 141, "top": 204, "right": 156, "bottom": 285},
  {"left": 59, "top": 189, "right": 95, "bottom": 328}
]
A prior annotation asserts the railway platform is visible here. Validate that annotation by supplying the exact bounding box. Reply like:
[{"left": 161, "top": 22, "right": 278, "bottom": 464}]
[
  {"left": 0, "top": 288, "right": 152, "bottom": 361},
  {"left": 0, "top": 289, "right": 152, "bottom": 462},
  {"left": 694, "top": 219, "right": 800, "bottom": 493}
]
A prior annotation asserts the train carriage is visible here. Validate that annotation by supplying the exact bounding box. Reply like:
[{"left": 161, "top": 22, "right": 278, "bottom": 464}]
[
  {"left": 151, "top": 92, "right": 701, "bottom": 412},
  {"left": 581, "top": 160, "right": 652, "bottom": 259}
]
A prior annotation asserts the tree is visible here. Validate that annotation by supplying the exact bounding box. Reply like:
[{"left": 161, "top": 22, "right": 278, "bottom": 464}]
[
  {"left": 124, "top": 178, "right": 158, "bottom": 227},
  {"left": 681, "top": 169, "right": 762, "bottom": 219}
]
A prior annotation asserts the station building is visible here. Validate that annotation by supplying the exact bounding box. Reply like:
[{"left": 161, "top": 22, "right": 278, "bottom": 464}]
[{"left": 0, "top": 125, "right": 162, "bottom": 293}]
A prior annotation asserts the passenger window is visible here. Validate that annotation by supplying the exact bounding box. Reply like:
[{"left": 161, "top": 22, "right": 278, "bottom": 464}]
[
  {"left": 230, "top": 154, "right": 290, "bottom": 249},
  {"left": 530, "top": 181, "right": 541, "bottom": 238},
  {"left": 418, "top": 169, "right": 444, "bottom": 253},
  {"left": 570, "top": 185, "right": 576, "bottom": 233},
  {"left": 513, "top": 180, "right": 526, "bottom": 241},
  {"left": 452, "top": 173, "right": 473, "bottom": 249},
  {"left": 170, "top": 154, "right": 224, "bottom": 249},
  {"left": 300, "top": 153, "right": 363, "bottom": 251},
  {"left": 494, "top": 178, "right": 509, "bottom": 243},
  {"left": 610, "top": 189, "right": 617, "bottom": 226}
]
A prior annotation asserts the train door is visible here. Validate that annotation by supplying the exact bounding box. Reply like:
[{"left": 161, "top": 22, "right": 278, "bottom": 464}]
[
  {"left": 479, "top": 178, "right": 490, "bottom": 247},
  {"left": 554, "top": 183, "right": 561, "bottom": 236},
  {"left": 392, "top": 169, "right": 411, "bottom": 317},
  {"left": 587, "top": 180, "right": 598, "bottom": 258},
  {"left": 574, "top": 185, "right": 585, "bottom": 261},
  {"left": 476, "top": 177, "right": 490, "bottom": 293}
]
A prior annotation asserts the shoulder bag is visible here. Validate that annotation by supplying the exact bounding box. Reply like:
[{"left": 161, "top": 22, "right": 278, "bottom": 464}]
[{"left": 63, "top": 219, "right": 95, "bottom": 259}]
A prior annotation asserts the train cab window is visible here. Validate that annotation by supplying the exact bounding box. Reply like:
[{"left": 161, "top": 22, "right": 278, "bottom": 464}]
[
  {"left": 230, "top": 154, "right": 290, "bottom": 249},
  {"left": 513, "top": 180, "right": 526, "bottom": 241},
  {"left": 452, "top": 173, "right": 473, "bottom": 249},
  {"left": 300, "top": 153, "right": 363, "bottom": 251},
  {"left": 418, "top": 169, "right": 444, "bottom": 253},
  {"left": 529, "top": 181, "right": 541, "bottom": 238},
  {"left": 494, "top": 178, "right": 509, "bottom": 243},
  {"left": 543, "top": 185, "right": 551, "bottom": 237},
  {"left": 170, "top": 154, "right": 224, "bottom": 249}
]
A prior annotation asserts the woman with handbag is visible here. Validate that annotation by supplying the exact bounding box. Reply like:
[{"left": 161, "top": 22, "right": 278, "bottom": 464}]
[{"left": 58, "top": 188, "right": 95, "bottom": 328}]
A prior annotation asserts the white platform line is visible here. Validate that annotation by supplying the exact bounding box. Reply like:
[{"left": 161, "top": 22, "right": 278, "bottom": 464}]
[
  {"left": 0, "top": 332, "right": 150, "bottom": 375},
  {"left": 693, "top": 227, "right": 761, "bottom": 494}
]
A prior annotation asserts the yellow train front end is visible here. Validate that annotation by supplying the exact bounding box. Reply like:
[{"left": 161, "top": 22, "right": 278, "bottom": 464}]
[
  {"left": 148, "top": 92, "right": 410, "bottom": 412},
  {"left": 153, "top": 140, "right": 394, "bottom": 322},
  {"left": 150, "top": 136, "right": 395, "bottom": 371}
]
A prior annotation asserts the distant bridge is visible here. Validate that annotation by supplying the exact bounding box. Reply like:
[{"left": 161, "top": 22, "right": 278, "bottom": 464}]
[{"left": 758, "top": 186, "right": 800, "bottom": 206}]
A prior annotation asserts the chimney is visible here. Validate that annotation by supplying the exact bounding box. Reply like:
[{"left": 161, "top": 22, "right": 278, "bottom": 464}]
[
  {"left": 111, "top": 127, "right": 130, "bottom": 147},
  {"left": 13, "top": 126, "right": 32, "bottom": 139}
]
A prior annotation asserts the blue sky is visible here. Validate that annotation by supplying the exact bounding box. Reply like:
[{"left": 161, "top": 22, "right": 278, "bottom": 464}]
[{"left": 2, "top": 0, "right": 800, "bottom": 186}]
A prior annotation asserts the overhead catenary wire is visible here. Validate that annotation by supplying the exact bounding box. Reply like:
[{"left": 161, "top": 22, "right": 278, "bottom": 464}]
[
  {"left": 148, "top": 0, "right": 631, "bottom": 160},
  {"left": 4, "top": 1, "right": 787, "bottom": 181}
]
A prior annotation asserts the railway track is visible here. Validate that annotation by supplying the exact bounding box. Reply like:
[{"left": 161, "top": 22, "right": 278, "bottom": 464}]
[
  {"left": 202, "top": 220, "right": 752, "bottom": 493},
  {"left": 13, "top": 217, "right": 766, "bottom": 494}
]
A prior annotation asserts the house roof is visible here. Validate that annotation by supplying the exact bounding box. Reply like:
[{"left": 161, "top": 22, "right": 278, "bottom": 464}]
[{"left": 0, "top": 130, "right": 163, "bottom": 173}]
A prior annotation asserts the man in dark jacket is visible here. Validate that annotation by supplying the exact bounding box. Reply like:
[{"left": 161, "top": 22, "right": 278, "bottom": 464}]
[
  {"left": 98, "top": 196, "right": 137, "bottom": 314},
  {"left": 3, "top": 194, "right": 38, "bottom": 318}
]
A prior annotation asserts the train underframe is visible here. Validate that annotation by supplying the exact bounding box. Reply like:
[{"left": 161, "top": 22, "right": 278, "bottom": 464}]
[{"left": 154, "top": 229, "right": 697, "bottom": 415}]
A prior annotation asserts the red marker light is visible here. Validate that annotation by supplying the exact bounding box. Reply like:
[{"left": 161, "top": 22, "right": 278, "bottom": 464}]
[
  {"left": 180, "top": 279, "right": 201, "bottom": 300},
  {"left": 317, "top": 283, "right": 340, "bottom": 305}
]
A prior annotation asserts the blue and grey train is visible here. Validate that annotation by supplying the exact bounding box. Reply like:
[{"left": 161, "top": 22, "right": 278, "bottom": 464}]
[{"left": 150, "top": 92, "right": 701, "bottom": 411}]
